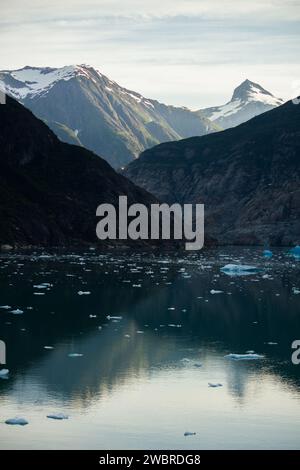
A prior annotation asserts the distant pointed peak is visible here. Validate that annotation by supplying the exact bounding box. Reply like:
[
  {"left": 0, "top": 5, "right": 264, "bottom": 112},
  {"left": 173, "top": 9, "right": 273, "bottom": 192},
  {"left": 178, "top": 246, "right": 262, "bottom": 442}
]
[{"left": 231, "top": 79, "right": 283, "bottom": 106}]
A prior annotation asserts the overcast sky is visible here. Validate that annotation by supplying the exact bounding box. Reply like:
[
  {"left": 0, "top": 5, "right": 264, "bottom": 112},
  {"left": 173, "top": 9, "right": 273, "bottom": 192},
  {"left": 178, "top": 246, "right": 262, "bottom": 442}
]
[{"left": 1, "top": 0, "right": 299, "bottom": 108}]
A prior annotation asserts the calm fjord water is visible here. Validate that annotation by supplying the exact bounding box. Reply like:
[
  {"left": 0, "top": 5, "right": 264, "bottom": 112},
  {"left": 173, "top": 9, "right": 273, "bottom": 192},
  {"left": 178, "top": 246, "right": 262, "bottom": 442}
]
[{"left": 0, "top": 248, "right": 299, "bottom": 449}]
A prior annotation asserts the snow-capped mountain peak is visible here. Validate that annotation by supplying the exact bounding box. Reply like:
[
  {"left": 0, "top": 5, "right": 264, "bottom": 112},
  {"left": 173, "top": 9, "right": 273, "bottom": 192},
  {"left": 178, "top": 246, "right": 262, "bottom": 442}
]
[
  {"left": 0, "top": 64, "right": 100, "bottom": 100},
  {"left": 201, "top": 79, "right": 284, "bottom": 129},
  {"left": 231, "top": 79, "right": 283, "bottom": 106}
]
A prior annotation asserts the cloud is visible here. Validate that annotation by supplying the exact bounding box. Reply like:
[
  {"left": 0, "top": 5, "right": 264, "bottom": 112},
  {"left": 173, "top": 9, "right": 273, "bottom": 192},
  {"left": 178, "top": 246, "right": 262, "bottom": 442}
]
[{"left": 1, "top": 1, "right": 299, "bottom": 107}]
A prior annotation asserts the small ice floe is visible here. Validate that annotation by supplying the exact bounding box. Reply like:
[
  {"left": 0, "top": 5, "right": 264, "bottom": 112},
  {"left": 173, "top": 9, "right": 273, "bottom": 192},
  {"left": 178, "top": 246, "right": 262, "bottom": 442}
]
[
  {"left": 44, "top": 346, "right": 54, "bottom": 350},
  {"left": 262, "top": 274, "right": 273, "bottom": 280},
  {"left": 265, "top": 342, "right": 278, "bottom": 346},
  {"left": 263, "top": 250, "right": 273, "bottom": 258},
  {"left": 292, "top": 287, "right": 300, "bottom": 295},
  {"left": 89, "top": 315, "right": 97, "bottom": 318},
  {"left": 180, "top": 358, "right": 190, "bottom": 364},
  {"left": 77, "top": 291, "right": 90, "bottom": 295},
  {"left": 34, "top": 292, "right": 45, "bottom": 295},
  {"left": 47, "top": 413, "right": 69, "bottom": 420},
  {"left": 290, "top": 246, "right": 300, "bottom": 257},
  {"left": 0, "top": 305, "right": 11, "bottom": 310},
  {"left": 124, "top": 334, "right": 131, "bottom": 338},
  {"left": 0, "top": 369, "right": 9, "bottom": 378},
  {"left": 184, "top": 432, "right": 196, "bottom": 437},
  {"left": 11, "top": 309, "right": 23, "bottom": 315},
  {"left": 68, "top": 353, "right": 83, "bottom": 358},
  {"left": 5, "top": 417, "right": 28, "bottom": 426},
  {"left": 106, "top": 315, "right": 122, "bottom": 320},
  {"left": 136, "top": 330, "right": 144, "bottom": 334},
  {"left": 168, "top": 307, "right": 175, "bottom": 310},
  {"left": 132, "top": 284, "right": 141, "bottom": 288},
  {"left": 208, "top": 383, "right": 223, "bottom": 388},
  {"left": 225, "top": 353, "right": 264, "bottom": 360},
  {"left": 168, "top": 324, "right": 182, "bottom": 328},
  {"left": 221, "top": 264, "right": 260, "bottom": 276},
  {"left": 210, "top": 289, "right": 223, "bottom": 294}
]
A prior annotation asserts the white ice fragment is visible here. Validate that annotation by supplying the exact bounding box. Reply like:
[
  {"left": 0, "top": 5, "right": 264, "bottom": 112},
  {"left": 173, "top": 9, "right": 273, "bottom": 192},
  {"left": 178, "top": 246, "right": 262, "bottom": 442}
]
[
  {"left": 210, "top": 290, "right": 223, "bottom": 294},
  {"left": 47, "top": 413, "right": 69, "bottom": 420},
  {"left": 292, "top": 287, "right": 300, "bottom": 295},
  {"left": 106, "top": 315, "right": 123, "bottom": 320},
  {"left": 44, "top": 346, "right": 54, "bottom": 350},
  {"left": 221, "top": 264, "right": 260, "bottom": 276},
  {"left": 5, "top": 417, "right": 28, "bottom": 426},
  {"left": 0, "top": 369, "right": 9, "bottom": 377},
  {"left": 0, "top": 305, "right": 11, "bottom": 309},
  {"left": 11, "top": 309, "right": 23, "bottom": 315},
  {"left": 225, "top": 353, "right": 264, "bottom": 360},
  {"left": 77, "top": 291, "right": 91, "bottom": 295},
  {"left": 68, "top": 353, "right": 83, "bottom": 357}
]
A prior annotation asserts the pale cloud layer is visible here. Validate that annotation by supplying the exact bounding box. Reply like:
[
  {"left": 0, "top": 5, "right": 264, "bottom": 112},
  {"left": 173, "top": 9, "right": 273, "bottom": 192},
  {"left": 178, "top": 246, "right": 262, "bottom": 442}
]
[{"left": 1, "top": 0, "right": 299, "bottom": 107}]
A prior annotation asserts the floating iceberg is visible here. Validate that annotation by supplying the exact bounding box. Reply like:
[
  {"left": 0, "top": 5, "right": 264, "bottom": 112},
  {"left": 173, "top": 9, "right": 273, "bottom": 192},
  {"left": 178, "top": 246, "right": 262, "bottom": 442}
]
[
  {"left": 47, "top": 413, "right": 69, "bottom": 420},
  {"left": 290, "top": 246, "right": 300, "bottom": 256},
  {"left": 77, "top": 291, "right": 91, "bottom": 295},
  {"left": 208, "top": 383, "right": 223, "bottom": 387},
  {"left": 225, "top": 353, "right": 264, "bottom": 360},
  {"left": 263, "top": 250, "right": 273, "bottom": 257},
  {"left": 184, "top": 432, "right": 196, "bottom": 436},
  {"left": 5, "top": 417, "right": 28, "bottom": 426},
  {"left": 0, "top": 305, "right": 11, "bottom": 309},
  {"left": 106, "top": 315, "right": 123, "bottom": 320},
  {"left": 292, "top": 287, "right": 300, "bottom": 295},
  {"left": 68, "top": 353, "right": 83, "bottom": 357},
  {"left": 210, "top": 289, "right": 223, "bottom": 294},
  {"left": 0, "top": 369, "right": 9, "bottom": 377},
  {"left": 221, "top": 264, "right": 260, "bottom": 276}
]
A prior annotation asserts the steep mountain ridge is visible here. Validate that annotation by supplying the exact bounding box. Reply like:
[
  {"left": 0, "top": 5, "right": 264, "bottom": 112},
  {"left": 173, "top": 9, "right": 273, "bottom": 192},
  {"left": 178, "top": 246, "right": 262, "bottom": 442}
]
[
  {"left": 0, "top": 96, "right": 160, "bottom": 247},
  {"left": 0, "top": 65, "right": 218, "bottom": 168}
]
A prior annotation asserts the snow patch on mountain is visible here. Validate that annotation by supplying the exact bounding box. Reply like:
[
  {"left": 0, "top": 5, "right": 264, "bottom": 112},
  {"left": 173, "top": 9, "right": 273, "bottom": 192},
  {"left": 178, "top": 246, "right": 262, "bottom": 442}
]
[{"left": 0, "top": 65, "right": 98, "bottom": 100}]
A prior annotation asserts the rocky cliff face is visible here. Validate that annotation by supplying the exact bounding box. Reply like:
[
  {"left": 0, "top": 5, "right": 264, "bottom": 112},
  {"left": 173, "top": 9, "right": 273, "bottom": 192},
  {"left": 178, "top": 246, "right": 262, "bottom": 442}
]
[
  {"left": 124, "top": 100, "right": 300, "bottom": 246},
  {"left": 0, "top": 96, "right": 160, "bottom": 247}
]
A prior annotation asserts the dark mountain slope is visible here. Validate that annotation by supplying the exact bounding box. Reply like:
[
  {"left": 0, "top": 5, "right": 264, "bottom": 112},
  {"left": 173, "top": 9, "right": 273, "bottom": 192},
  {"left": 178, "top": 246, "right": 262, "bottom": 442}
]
[
  {"left": 0, "top": 96, "right": 157, "bottom": 247},
  {"left": 124, "top": 100, "right": 300, "bottom": 246}
]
